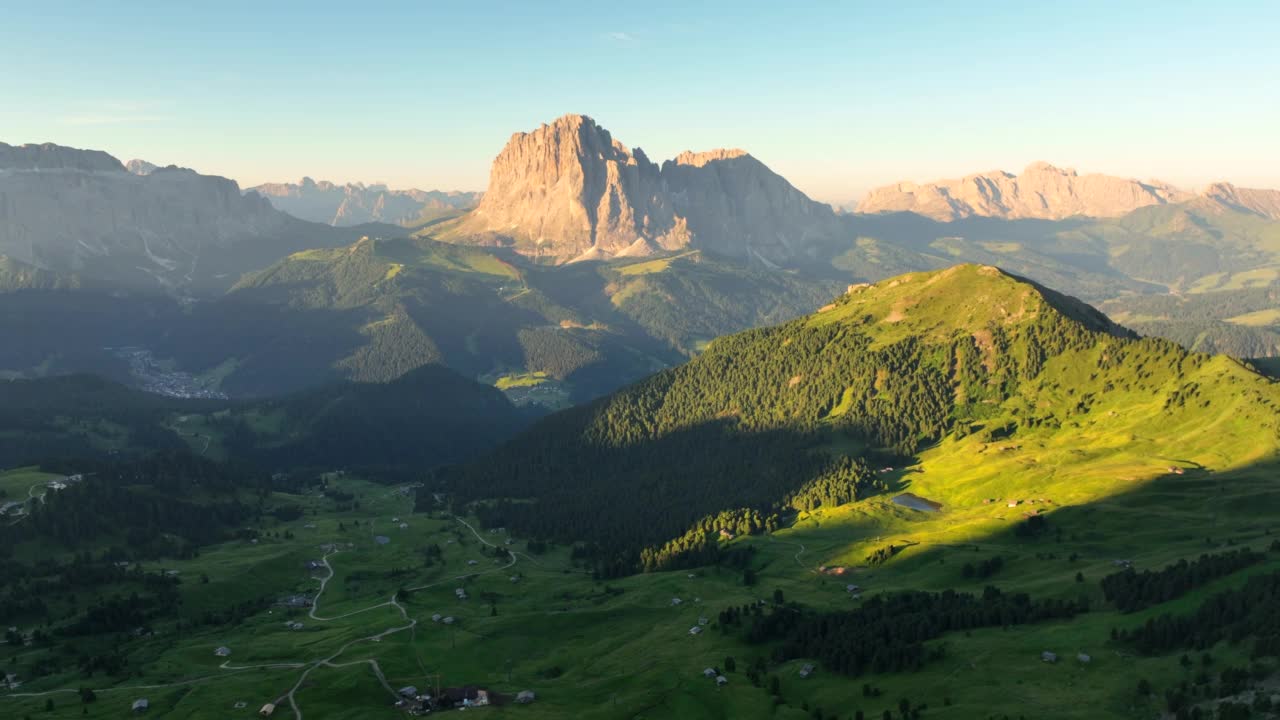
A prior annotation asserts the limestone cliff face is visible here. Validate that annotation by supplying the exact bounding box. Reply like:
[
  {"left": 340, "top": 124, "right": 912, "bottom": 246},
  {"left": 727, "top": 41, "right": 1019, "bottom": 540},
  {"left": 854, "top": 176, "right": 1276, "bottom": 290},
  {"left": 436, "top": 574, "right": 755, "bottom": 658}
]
[
  {"left": 0, "top": 142, "right": 294, "bottom": 289},
  {"left": 251, "top": 177, "right": 481, "bottom": 227},
  {"left": 858, "top": 162, "right": 1192, "bottom": 220},
  {"left": 453, "top": 114, "right": 842, "bottom": 263},
  {"left": 1200, "top": 182, "right": 1280, "bottom": 220}
]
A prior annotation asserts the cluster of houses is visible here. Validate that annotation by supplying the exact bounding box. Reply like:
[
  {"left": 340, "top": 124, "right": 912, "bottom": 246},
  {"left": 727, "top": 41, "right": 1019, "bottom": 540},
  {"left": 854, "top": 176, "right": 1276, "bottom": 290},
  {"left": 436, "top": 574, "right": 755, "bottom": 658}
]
[
  {"left": 395, "top": 685, "right": 530, "bottom": 714},
  {"left": 280, "top": 594, "right": 314, "bottom": 609},
  {"left": 700, "top": 667, "right": 729, "bottom": 686},
  {"left": 688, "top": 617, "right": 710, "bottom": 635}
]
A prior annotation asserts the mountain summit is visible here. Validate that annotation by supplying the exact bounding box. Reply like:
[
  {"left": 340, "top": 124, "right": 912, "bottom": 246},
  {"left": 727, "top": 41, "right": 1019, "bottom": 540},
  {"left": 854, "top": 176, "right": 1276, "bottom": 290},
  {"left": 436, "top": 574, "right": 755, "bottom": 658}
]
[
  {"left": 857, "top": 162, "right": 1192, "bottom": 220},
  {"left": 450, "top": 114, "right": 844, "bottom": 263}
]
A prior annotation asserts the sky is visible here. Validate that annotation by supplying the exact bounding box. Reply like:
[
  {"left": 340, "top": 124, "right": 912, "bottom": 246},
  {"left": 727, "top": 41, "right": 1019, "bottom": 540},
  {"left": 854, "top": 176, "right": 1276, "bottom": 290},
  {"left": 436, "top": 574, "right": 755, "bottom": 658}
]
[{"left": 1, "top": 0, "right": 1277, "bottom": 205}]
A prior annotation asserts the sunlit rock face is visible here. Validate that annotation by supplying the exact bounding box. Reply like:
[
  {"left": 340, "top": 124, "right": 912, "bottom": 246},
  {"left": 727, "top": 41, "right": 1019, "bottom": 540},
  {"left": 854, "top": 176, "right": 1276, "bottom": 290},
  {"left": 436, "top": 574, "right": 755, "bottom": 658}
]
[{"left": 454, "top": 114, "right": 844, "bottom": 264}]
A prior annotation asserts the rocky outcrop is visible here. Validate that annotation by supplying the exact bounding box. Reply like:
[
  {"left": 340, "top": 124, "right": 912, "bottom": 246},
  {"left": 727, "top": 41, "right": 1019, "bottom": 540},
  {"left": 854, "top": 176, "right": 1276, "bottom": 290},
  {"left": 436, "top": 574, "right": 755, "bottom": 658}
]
[
  {"left": 0, "top": 141, "right": 316, "bottom": 291},
  {"left": 125, "top": 159, "right": 158, "bottom": 175},
  {"left": 858, "top": 162, "right": 1192, "bottom": 220},
  {"left": 452, "top": 114, "right": 844, "bottom": 263},
  {"left": 1200, "top": 182, "right": 1280, "bottom": 220},
  {"left": 251, "top": 177, "right": 481, "bottom": 227}
]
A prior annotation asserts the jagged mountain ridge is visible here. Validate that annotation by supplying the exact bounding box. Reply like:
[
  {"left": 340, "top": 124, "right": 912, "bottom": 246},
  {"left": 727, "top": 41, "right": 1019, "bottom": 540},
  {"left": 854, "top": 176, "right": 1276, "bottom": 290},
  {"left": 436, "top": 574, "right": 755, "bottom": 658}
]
[
  {"left": 857, "top": 162, "right": 1193, "bottom": 220},
  {"left": 251, "top": 177, "right": 482, "bottom": 227},
  {"left": 448, "top": 114, "right": 846, "bottom": 264},
  {"left": 0, "top": 141, "right": 386, "bottom": 292}
]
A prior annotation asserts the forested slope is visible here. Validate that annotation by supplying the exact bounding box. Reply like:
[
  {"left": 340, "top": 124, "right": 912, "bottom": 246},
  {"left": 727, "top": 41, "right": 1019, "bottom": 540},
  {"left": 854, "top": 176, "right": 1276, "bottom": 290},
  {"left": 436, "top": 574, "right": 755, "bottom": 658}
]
[{"left": 432, "top": 264, "right": 1280, "bottom": 575}]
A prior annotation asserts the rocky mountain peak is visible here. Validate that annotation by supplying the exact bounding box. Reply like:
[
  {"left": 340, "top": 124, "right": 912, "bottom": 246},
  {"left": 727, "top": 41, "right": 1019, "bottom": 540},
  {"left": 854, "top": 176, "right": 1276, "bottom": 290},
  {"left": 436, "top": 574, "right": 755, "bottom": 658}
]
[
  {"left": 125, "top": 159, "right": 158, "bottom": 176},
  {"left": 1200, "top": 182, "right": 1280, "bottom": 220},
  {"left": 451, "top": 115, "right": 842, "bottom": 264}
]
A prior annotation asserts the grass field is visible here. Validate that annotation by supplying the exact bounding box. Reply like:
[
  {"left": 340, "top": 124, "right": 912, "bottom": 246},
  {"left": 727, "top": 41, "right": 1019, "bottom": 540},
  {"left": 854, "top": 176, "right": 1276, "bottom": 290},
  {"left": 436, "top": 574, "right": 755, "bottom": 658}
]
[
  {"left": 1227, "top": 308, "right": 1280, "bottom": 327},
  {"left": 5, "top": 402, "right": 1280, "bottom": 720}
]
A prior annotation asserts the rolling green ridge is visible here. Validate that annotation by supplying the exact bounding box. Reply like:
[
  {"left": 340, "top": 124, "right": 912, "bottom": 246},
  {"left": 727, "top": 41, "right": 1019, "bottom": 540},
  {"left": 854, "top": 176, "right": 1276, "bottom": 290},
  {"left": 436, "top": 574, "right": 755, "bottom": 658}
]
[
  {"left": 438, "top": 265, "right": 1280, "bottom": 573},
  {"left": 159, "top": 237, "right": 834, "bottom": 401},
  {"left": 4, "top": 265, "right": 1280, "bottom": 719}
]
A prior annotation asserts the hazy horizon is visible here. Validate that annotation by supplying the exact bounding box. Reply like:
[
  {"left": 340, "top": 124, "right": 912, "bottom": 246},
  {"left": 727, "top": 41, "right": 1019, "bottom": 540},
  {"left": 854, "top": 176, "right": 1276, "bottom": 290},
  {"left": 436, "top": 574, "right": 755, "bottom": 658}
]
[{"left": 2, "top": 1, "right": 1277, "bottom": 205}]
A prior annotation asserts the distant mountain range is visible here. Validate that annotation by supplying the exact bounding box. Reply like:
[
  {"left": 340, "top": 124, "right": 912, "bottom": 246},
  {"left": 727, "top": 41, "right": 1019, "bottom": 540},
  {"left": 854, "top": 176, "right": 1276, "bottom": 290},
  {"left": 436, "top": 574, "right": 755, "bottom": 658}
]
[
  {"left": 445, "top": 114, "right": 846, "bottom": 264},
  {"left": 2, "top": 123, "right": 1279, "bottom": 403},
  {"left": 857, "top": 162, "right": 1280, "bottom": 222},
  {"left": 0, "top": 142, "right": 381, "bottom": 292},
  {"left": 250, "top": 177, "right": 481, "bottom": 227}
]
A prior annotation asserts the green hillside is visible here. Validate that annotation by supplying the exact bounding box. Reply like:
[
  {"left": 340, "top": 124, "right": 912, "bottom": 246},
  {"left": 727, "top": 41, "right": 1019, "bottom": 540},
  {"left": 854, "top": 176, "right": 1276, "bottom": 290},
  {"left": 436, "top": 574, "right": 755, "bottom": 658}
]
[
  {"left": 0, "top": 365, "right": 529, "bottom": 475},
  {"left": 160, "top": 236, "right": 832, "bottom": 401},
  {"left": 440, "top": 264, "right": 1280, "bottom": 572},
  {"left": 5, "top": 265, "right": 1280, "bottom": 720}
]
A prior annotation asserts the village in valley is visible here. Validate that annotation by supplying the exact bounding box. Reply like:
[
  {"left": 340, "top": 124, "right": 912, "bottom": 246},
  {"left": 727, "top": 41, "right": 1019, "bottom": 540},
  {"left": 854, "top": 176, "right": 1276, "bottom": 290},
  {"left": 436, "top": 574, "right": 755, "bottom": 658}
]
[
  {"left": 2, "top": 469, "right": 820, "bottom": 719},
  {"left": 3, "top": 452, "right": 1273, "bottom": 719}
]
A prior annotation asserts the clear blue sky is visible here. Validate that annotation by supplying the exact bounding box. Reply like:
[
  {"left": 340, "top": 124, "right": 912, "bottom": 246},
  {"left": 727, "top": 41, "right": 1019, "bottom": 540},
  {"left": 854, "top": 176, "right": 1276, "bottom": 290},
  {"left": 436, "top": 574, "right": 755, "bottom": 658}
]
[{"left": 1, "top": 0, "right": 1276, "bottom": 203}]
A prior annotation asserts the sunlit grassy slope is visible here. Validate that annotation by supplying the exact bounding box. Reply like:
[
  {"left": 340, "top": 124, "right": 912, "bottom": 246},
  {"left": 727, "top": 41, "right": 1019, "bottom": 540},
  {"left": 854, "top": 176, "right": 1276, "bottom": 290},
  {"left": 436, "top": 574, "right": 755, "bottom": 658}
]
[{"left": 6, "top": 265, "right": 1280, "bottom": 720}]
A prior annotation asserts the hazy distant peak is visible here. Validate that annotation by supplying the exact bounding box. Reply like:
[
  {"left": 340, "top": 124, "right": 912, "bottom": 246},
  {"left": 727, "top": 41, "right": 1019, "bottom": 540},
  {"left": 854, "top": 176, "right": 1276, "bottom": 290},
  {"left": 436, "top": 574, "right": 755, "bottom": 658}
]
[
  {"left": 1022, "top": 160, "right": 1076, "bottom": 176},
  {"left": 126, "top": 158, "right": 158, "bottom": 175},
  {"left": 0, "top": 141, "right": 126, "bottom": 173},
  {"left": 859, "top": 163, "right": 1192, "bottom": 220},
  {"left": 249, "top": 177, "right": 481, "bottom": 227},
  {"left": 1199, "top": 181, "right": 1280, "bottom": 220},
  {"left": 672, "top": 148, "right": 751, "bottom": 167}
]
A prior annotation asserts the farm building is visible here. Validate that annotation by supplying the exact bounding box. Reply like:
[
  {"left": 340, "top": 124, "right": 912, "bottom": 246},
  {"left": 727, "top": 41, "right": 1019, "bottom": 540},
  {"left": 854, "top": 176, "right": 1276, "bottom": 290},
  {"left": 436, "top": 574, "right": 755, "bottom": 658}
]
[
  {"left": 1077, "top": 653, "right": 1092, "bottom": 664},
  {"left": 716, "top": 675, "right": 728, "bottom": 686},
  {"left": 702, "top": 668, "right": 717, "bottom": 678},
  {"left": 132, "top": 698, "right": 149, "bottom": 713},
  {"left": 286, "top": 622, "right": 304, "bottom": 631},
  {"left": 1042, "top": 651, "right": 1058, "bottom": 663},
  {"left": 439, "top": 687, "right": 489, "bottom": 708},
  {"left": 399, "top": 686, "right": 419, "bottom": 698},
  {"left": 215, "top": 646, "right": 231, "bottom": 657},
  {"left": 431, "top": 614, "right": 443, "bottom": 622},
  {"left": 689, "top": 626, "right": 703, "bottom": 635},
  {"left": 375, "top": 535, "right": 390, "bottom": 545},
  {"left": 671, "top": 597, "right": 682, "bottom": 606},
  {"left": 259, "top": 703, "right": 276, "bottom": 716},
  {"left": 698, "top": 616, "right": 709, "bottom": 626},
  {"left": 443, "top": 616, "right": 455, "bottom": 625},
  {"left": 516, "top": 690, "right": 536, "bottom": 704},
  {"left": 799, "top": 663, "right": 815, "bottom": 679},
  {"left": 467, "top": 559, "right": 478, "bottom": 566},
  {"left": 399, "top": 523, "right": 409, "bottom": 530}
]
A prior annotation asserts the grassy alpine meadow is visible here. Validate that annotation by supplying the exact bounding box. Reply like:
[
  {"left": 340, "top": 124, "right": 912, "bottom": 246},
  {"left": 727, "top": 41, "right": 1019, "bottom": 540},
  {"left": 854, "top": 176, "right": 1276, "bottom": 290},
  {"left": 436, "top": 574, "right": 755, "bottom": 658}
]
[{"left": 5, "top": 423, "right": 1280, "bottom": 719}]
